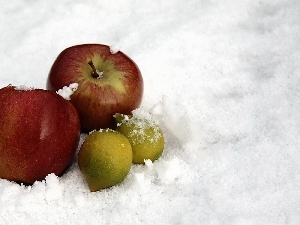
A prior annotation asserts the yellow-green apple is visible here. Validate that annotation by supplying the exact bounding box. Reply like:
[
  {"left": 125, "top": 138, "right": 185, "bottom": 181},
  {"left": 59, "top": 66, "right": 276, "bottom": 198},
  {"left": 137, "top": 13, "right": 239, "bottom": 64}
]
[
  {"left": 47, "top": 44, "right": 144, "bottom": 132},
  {"left": 115, "top": 111, "right": 165, "bottom": 164},
  {"left": 0, "top": 85, "right": 80, "bottom": 184}
]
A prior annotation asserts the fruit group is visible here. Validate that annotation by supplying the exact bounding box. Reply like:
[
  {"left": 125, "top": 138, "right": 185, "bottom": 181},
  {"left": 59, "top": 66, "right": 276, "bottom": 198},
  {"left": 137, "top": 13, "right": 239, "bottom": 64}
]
[
  {"left": 115, "top": 111, "right": 165, "bottom": 164},
  {"left": 78, "top": 129, "right": 132, "bottom": 191},
  {"left": 47, "top": 44, "right": 144, "bottom": 132},
  {"left": 0, "top": 85, "right": 80, "bottom": 184}
]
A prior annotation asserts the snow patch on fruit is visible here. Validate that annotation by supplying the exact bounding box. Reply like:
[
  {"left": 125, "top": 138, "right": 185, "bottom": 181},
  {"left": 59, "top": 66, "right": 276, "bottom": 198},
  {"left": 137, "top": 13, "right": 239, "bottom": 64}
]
[
  {"left": 109, "top": 44, "right": 121, "bottom": 54},
  {"left": 120, "top": 109, "right": 162, "bottom": 144},
  {"left": 89, "top": 128, "right": 116, "bottom": 135},
  {"left": 95, "top": 70, "right": 104, "bottom": 79},
  {"left": 56, "top": 83, "right": 78, "bottom": 100},
  {"left": 100, "top": 128, "right": 116, "bottom": 133},
  {"left": 88, "top": 129, "right": 96, "bottom": 135},
  {"left": 14, "top": 85, "right": 35, "bottom": 91},
  {"left": 132, "top": 108, "right": 158, "bottom": 122}
]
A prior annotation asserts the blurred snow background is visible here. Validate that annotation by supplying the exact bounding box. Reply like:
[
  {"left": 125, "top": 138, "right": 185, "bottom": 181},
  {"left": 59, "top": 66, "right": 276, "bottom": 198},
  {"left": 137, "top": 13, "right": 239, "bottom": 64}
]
[{"left": 1, "top": 0, "right": 300, "bottom": 224}]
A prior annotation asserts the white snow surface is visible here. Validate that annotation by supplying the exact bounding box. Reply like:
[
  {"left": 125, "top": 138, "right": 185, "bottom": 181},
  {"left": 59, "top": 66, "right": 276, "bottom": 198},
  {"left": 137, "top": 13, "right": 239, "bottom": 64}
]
[{"left": 1, "top": 1, "right": 300, "bottom": 224}]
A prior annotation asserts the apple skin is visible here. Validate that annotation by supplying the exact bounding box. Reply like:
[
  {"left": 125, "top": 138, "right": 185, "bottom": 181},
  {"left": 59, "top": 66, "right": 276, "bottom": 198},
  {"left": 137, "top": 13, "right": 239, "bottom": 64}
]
[
  {"left": 47, "top": 44, "right": 144, "bottom": 132},
  {"left": 0, "top": 85, "right": 80, "bottom": 184}
]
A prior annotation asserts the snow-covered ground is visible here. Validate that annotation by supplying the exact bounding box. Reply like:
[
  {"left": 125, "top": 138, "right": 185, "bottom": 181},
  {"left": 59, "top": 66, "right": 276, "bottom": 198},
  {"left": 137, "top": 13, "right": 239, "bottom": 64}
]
[{"left": 1, "top": 0, "right": 300, "bottom": 224}]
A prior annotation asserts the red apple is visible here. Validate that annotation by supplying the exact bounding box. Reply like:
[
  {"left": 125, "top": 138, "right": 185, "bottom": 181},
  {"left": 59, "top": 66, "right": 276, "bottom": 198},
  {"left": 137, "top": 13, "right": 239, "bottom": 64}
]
[
  {"left": 0, "top": 85, "right": 80, "bottom": 184},
  {"left": 46, "top": 44, "right": 143, "bottom": 132}
]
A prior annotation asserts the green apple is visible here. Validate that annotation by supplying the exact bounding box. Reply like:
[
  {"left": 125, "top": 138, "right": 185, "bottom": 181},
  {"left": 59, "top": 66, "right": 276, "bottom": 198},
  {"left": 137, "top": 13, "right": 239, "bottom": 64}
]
[
  {"left": 78, "top": 129, "right": 132, "bottom": 191},
  {"left": 115, "top": 111, "right": 165, "bottom": 164}
]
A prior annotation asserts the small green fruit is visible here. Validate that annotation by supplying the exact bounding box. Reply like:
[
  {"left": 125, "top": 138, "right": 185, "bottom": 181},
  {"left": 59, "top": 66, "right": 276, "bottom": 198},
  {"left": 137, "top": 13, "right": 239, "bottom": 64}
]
[
  {"left": 115, "top": 112, "right": 165, "bottom": 164},
  {"left": 78, "top": 129, "right": 132, "bottom": 191}
]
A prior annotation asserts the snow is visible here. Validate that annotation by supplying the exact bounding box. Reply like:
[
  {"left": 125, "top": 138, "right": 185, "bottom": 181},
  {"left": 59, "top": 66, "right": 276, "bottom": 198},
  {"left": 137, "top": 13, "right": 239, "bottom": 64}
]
[
  {"left": 14, "top": 85, "right": 35, "bottom": 91},
  {"left": 117, "top": 109, "right": 162, "bottom": 144},
  {"left": 0, "top": 0, "right": 300, "bottom": 224},
  {"left": 56, "top": 83, "right": 78, "bottom": 100},
  {"left": 109, "top": 44, "right": 121, "bottom": 54}
]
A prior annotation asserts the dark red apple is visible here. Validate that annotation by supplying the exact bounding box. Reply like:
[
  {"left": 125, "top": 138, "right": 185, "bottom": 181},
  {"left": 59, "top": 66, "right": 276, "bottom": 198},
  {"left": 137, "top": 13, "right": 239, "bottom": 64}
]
[
  {"left": 0, "top": 85, "right": 80, "bottom": 184},
  {"left": 46, "top": 44, "right": 143, "bottom": 132}
]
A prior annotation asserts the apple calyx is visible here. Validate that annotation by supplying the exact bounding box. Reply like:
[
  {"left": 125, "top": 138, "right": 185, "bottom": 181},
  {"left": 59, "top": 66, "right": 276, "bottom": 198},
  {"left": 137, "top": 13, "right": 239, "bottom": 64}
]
[{"left": 88, "top": 60, "right": 103, "bottom": 79}]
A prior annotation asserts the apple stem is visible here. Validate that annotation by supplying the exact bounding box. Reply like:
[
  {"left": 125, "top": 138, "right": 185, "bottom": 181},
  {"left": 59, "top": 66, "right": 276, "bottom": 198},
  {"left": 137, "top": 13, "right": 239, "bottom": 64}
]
[{"left": 88, "top": 61, "right": 102, "bottom": 79}]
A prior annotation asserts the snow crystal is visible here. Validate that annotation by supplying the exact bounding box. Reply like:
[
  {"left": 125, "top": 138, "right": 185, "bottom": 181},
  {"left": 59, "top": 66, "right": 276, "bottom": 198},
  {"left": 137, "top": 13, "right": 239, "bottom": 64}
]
[
  {"left": 56, "top": 83, "right": 78, "bottom": 100},
  {"left": 119, "top": 108, "right": 162, "bottom": 144},
  {"left": 109, "top": 44, "right": 121, "bottom": 54},
  {"left": 95, "top": 70, "right": 104, "bottom": 79},
  {"left": 88, "top": 129, "right": 96, "bottom": 135},
  {"left": 14, "top": 85, "right": 35, "bottom": 91}
]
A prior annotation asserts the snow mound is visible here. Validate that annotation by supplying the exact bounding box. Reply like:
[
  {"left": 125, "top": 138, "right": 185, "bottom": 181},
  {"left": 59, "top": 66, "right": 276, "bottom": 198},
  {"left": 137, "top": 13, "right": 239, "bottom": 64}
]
[{"left": 150, "top": 95, "right": 194, "bottom": 145}]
